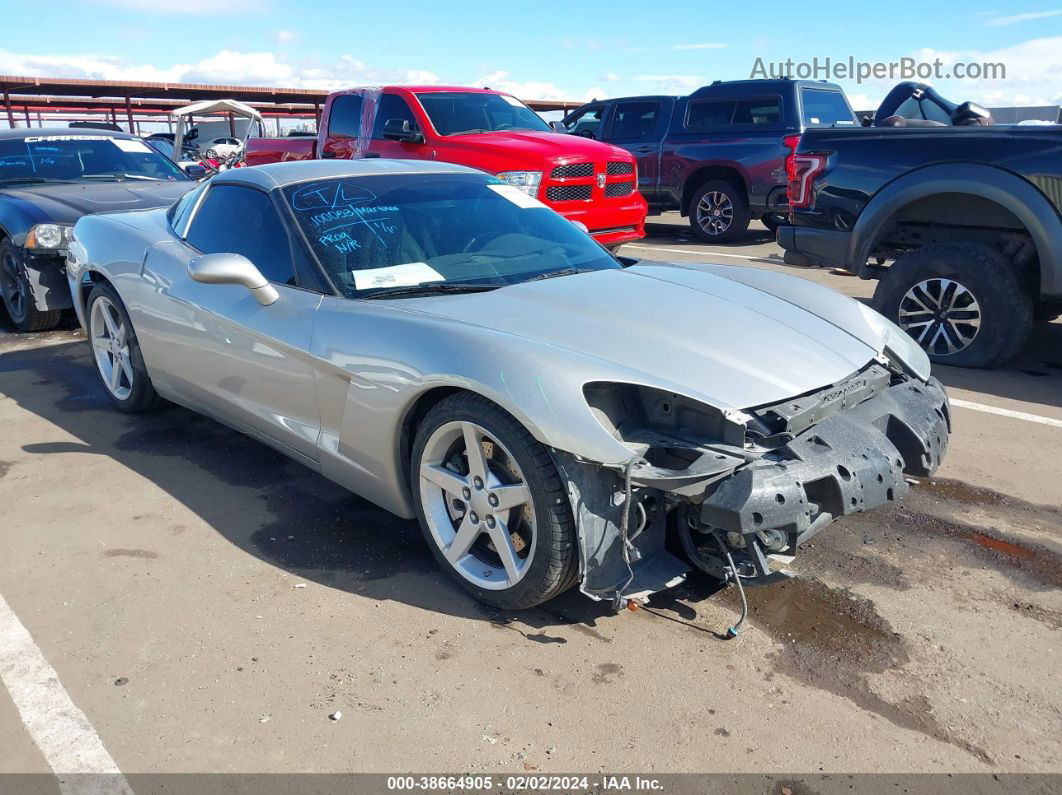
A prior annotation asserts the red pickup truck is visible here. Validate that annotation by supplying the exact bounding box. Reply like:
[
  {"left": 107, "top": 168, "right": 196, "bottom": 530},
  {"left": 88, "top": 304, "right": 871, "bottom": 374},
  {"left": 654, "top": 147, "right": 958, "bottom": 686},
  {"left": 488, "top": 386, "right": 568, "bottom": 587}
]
[{"left": 245, "top": 86, "right": 647, "bottom": 248}]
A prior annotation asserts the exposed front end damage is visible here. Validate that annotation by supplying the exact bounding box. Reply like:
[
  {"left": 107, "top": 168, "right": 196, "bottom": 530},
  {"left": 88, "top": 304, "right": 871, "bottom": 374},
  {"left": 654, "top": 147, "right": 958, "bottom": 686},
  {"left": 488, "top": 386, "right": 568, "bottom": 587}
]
[{"left": 558, "top": 363, "right": 950, "bottom": 604}]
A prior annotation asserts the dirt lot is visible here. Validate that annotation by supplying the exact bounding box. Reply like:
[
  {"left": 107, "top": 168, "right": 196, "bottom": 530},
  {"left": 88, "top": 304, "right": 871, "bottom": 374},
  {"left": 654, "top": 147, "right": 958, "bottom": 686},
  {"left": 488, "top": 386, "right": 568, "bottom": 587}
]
[{"left": 1, "top": 217, "right": 1060, "bottom": 779}]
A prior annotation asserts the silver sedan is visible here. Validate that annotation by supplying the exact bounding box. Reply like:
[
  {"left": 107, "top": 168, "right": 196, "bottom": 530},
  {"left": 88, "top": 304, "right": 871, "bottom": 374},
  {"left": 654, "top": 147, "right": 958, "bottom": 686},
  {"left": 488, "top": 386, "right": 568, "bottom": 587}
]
[{"left": 67, "top": 159, "right": 950, "bottom": 610}]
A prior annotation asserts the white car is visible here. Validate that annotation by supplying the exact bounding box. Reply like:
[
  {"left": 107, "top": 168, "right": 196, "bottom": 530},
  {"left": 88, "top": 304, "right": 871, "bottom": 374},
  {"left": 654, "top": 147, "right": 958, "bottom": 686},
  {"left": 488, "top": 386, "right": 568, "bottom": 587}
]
[{"left": 203, "top": 136, "right": 242, "bottom": 158}]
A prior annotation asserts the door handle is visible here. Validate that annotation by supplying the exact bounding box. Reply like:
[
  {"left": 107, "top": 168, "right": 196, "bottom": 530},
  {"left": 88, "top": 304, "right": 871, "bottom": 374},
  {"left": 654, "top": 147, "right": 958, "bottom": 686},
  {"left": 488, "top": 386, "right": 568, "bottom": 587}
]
[{"left": 635, "top": 146, "right": 655, "bottom": 153}]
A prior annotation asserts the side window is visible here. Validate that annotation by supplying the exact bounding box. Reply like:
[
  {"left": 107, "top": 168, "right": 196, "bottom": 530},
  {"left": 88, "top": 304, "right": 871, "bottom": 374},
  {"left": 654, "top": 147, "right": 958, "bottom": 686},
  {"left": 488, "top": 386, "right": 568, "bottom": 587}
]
[
  {"left": 563, "top": 105, "right": 606, "bottom": 138},
  {"left": 800, "top": 88, "right": 856, "bottom": 126},
  {"left": 685, "top": 100, "right": 735, "bottom": 132},
  {"left": 608, "top": 101, "right": 660, "bottom": 140},
  {"left": 328, "top": 94, "right": 364, "bottom": 138},
  {"left": 185, "top": 185, "right": 295, "bottom": 285},
  {"left": 372, "top": 94, "right": 418, "bottom": 140},
  {"left": 167, "top": 182, "right": 207, "bottom": 236},
  {"left": 732, "top": 97, "right": 781, "bottom": 125}
]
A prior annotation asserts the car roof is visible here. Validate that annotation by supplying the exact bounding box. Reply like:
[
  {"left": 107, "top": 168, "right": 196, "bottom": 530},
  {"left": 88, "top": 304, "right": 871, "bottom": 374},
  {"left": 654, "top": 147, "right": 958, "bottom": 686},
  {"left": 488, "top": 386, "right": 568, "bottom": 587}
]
[
  {"left": 0, "top": 127, "right": 141, "bottom": 141},
  {"left": 216, "top": 158, "right": 480, "bottom": 189}
]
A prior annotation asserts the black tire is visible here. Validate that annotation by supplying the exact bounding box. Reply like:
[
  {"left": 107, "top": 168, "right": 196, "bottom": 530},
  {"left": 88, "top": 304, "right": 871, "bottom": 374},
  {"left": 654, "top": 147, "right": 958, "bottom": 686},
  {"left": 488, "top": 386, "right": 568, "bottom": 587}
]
[
  {"left": 410, "top": 392, "right": 578, "bottom": 610},
  {"left": 871, "top": 242, "right": 1033, "bottom": 368},
  {"left": 85, "top": 283, "right": 165, "bottom": 413},
  {"left": 688, "top": 180, "right": 750, "bottom": 243},
  {"left": 0, "top": 239, "right": 61, "bottom": 332},
  {"left": 761, "top": 212, "right": 787, "bottom": 233}
]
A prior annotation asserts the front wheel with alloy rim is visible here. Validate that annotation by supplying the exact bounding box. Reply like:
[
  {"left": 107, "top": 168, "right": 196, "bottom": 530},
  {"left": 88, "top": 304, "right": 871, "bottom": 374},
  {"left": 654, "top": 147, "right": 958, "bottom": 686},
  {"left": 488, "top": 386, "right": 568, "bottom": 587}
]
[
  {"left": 86, "top": 283, "right": 164, "bottom": 412},
  {"left": 411, "top": 393, "right": 578, "bottom": 609},
  {"left": 689, "top": 180, "right": 750, "bottom": 243},
  {"left": 871, "top": 242, "right": 1033, "bottom": 368},
  {"left": 0, "top": 239, "right": 61, "bottom": 332}
]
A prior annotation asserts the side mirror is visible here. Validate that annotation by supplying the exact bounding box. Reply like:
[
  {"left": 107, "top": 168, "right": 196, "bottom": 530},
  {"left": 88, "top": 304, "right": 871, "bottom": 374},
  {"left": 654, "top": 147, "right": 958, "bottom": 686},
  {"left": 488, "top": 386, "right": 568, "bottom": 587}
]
[
  {"left": 570, "top": 220, "right": 590, "bottom": 234},
  {"left": 183, "top": 164, "right": 207, "bottom": 180},
  {"left": 382, "top": 119, "right": 424, "bottom": 143},
  {"left": 549, "top": 121, "right": 567, "bottom": 133},
  {"left": 188, "top": 253, "right": 279, "bottom": 306}
]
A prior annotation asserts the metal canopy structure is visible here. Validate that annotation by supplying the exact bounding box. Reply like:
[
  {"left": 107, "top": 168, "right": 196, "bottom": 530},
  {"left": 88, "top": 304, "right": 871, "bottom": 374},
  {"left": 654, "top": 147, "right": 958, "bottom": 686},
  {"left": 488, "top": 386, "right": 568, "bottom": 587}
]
[{"left": 0, "top": 74, "right": 582, "bottom": 132}]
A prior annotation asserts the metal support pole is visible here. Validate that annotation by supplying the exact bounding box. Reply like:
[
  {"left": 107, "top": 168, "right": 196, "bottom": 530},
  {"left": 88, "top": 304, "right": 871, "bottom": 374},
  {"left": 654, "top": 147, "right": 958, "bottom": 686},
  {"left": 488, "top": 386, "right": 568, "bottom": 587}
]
[
  {"left": 125, "top": 95, "right": 135, "bottom": 134},
  {"left": 3, "top": 91, "right": 15, "bottom": 128}
]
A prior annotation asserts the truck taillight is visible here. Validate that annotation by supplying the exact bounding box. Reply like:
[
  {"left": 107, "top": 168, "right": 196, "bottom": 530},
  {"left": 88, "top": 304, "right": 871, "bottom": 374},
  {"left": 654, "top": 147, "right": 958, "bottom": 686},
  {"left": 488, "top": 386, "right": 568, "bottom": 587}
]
[{"left": 787, "top": 151, "right": 828, "bottom": 210}]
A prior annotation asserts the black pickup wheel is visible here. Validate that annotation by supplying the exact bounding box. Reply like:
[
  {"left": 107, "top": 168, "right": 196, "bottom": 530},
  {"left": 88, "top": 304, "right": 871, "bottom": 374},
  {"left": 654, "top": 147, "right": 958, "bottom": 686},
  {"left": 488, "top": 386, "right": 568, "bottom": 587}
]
[
  {"left": 689, "top": 181, "right": 749, "bottom": 243},
  {"left": 872, "top": 242, "right": 1032, "bottom": 368}
]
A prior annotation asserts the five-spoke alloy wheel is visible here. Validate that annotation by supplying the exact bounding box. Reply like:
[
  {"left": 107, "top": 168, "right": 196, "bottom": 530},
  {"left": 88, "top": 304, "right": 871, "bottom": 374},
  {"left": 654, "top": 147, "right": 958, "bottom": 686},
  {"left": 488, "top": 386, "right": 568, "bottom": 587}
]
[
  {"left": 411, "top": 393, "right": 577, "bottom": 609},
  {"left": 90, "top": 294, "right": 135, "bottom": 401},
  {"left": 85, "top": 282, "right": 164, "bottom": 412}
]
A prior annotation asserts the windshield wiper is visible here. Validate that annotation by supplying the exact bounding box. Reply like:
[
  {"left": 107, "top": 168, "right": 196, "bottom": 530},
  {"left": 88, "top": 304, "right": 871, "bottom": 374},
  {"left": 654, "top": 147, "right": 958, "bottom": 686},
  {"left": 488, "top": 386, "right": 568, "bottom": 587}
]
[
  {"left": 521, "top": 268, "right": 594, "bottom": 283},
  {"left": 361, "top": 282, "right": 500, "bottom": 299},
  {"left": 80, "top": 173, "right": 166, "bottom": 181},
  {"left": 447, "top": 129, "right": 491, "bottom": 136}
]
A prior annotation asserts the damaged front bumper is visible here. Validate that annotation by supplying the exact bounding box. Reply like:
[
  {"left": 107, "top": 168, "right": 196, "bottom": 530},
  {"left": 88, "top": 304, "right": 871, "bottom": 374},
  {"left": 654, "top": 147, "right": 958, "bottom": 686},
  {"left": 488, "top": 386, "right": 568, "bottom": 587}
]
[{"left": 558, "top": 369, "right": 951, "bottom": 603}]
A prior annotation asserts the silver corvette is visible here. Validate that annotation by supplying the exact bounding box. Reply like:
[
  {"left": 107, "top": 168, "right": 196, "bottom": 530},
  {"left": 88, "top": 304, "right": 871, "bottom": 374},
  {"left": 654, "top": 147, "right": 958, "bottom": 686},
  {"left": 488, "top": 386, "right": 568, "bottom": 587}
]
[{"left": 67, "top": 159, "right": 950, "bottom": 610}]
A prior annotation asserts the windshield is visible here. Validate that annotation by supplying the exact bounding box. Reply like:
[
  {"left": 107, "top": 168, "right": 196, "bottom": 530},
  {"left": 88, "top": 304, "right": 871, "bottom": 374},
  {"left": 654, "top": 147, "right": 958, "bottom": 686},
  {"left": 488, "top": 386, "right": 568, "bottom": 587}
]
[
  {"left": 282, "top": 173, "right": 618, "bottom": 298},
  {"left": 0, "top": 135, "right": 189, "bottom": 185},
  {"left": 416, "top": 92, "right": 551, "bottom": 136}
]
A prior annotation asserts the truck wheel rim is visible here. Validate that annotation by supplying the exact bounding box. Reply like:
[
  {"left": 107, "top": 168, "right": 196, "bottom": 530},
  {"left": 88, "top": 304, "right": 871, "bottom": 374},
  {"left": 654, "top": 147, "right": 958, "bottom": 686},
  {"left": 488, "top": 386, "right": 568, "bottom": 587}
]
[
  {"left": 418, "top": 420, "right": 537, "bottom": 591},
  {"left": 0, "top": 250, "right": 27, "bottom": 322},
  {"left": 696, "top": 192, "right": 734, "bottom": 236},
  {"left": 89, "top": 296, "right": 134, "bottom": 400},
  {"left": 898, "top": 278, "right": 982, "bottom": 356}
]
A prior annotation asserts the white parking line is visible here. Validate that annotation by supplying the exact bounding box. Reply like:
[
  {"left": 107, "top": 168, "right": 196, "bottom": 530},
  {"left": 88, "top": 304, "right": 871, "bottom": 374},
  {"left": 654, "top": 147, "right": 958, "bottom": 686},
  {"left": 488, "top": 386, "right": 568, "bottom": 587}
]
[
  {"left": 950, "top": 398, "right": 1062, "bottom": 429},
  {"left": 0, "top": 593, "right": 133, "bottom": 794},
  {"left": 623, "top": 244, "right": 776, "bottom": 263}
]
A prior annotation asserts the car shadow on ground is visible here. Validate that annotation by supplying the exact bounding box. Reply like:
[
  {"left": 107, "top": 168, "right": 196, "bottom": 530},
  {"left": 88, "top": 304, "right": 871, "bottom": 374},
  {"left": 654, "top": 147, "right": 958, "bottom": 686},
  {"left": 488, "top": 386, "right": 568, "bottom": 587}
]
[
  {"left": 642, "top": 220, "right": 778, "bottom": 250},
  {"left": 2, "top": 338, "right": 717, "bottom": 638}
]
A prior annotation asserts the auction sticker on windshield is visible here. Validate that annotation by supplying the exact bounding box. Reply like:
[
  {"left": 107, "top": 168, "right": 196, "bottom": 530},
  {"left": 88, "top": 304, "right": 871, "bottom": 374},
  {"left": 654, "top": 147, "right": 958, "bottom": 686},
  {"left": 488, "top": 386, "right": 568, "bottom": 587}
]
[
  {"left": 352, "top": 262, "right": 444, "bottom": 291},
  {"left": 110, "top": 139, "right": 152, "bottom": 153}
]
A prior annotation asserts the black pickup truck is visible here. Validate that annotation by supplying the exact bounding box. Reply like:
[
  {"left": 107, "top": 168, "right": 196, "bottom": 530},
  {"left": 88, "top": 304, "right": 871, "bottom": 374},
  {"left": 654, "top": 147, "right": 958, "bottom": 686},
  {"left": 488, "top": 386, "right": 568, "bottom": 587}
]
[
  {"left": 779, "top": 125, "right": 1062, "bottom": 367},
  {"left": 562, "top": 79, "right": 857, "bottom": 242}
]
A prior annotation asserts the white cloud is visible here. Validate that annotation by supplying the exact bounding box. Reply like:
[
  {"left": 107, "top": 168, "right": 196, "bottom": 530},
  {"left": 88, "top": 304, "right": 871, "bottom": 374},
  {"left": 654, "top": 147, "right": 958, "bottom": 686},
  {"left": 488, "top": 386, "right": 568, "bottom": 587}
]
[
  {"left": 0, "top": 48, "right": 440, "bottom": 92},
  {"left": 275, "top": 30, "right": 298, "bottom": 44},
  {"left": 475, "top": 70, "right": 598, "bottom": 102},
  {"left": 601, "top": 71, "right": 621, "bottom": 82},
  {"left": 673, "top": 43, "right": 728, "bottom": 50},
  {"left": 984, "top": 9, "right": 1062, "bottom": 26},
  {"left": 905, "top": 36, "right": 1062, "bottom": 105}
]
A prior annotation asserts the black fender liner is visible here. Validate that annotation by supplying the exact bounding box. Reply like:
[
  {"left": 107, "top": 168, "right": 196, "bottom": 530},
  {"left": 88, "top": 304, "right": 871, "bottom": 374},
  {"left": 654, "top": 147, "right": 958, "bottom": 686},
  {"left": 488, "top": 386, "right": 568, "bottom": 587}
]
[{"left": 848, "top": 163, "right": 1062, "bottom": 298}]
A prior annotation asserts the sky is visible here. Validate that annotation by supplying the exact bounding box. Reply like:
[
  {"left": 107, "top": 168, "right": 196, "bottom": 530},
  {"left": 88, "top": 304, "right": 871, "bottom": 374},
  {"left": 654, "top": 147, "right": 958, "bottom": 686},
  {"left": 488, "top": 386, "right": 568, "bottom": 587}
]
[{"left": 1, "top": 0, "right": 1060, "bottom": 111}]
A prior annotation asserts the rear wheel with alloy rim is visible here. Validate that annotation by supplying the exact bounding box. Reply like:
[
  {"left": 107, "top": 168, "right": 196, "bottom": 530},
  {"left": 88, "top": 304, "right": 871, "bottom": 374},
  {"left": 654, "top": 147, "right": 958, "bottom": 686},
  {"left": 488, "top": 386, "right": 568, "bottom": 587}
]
[
  {"left": 411, "top": 393, "right": 577, "bottom": 609},
  {"left": 86, "top": 282, "right": 164, "bottom": 412},
  {"left": 871, "top": 242, "right": 1032, "bottom": 368},
  {"left": 689, "top": 180, "right": 749, "bottom": 243},
  {"left": 0, "top": 239, "right": 61, "bottom": 332}
]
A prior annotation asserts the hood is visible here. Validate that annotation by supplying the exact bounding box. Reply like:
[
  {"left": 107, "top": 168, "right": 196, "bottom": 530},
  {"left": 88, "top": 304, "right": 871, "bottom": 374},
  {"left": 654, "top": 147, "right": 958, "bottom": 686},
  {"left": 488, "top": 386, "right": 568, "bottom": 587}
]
[
  {"left": 402, "top": 264, "right": 880, "bottom": 410},
  {"left": 0, "top": 180, "right": 193, "bottom": 226},
  {"left": 441, "top": 130, "right": 631, "bottom": 167}
]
